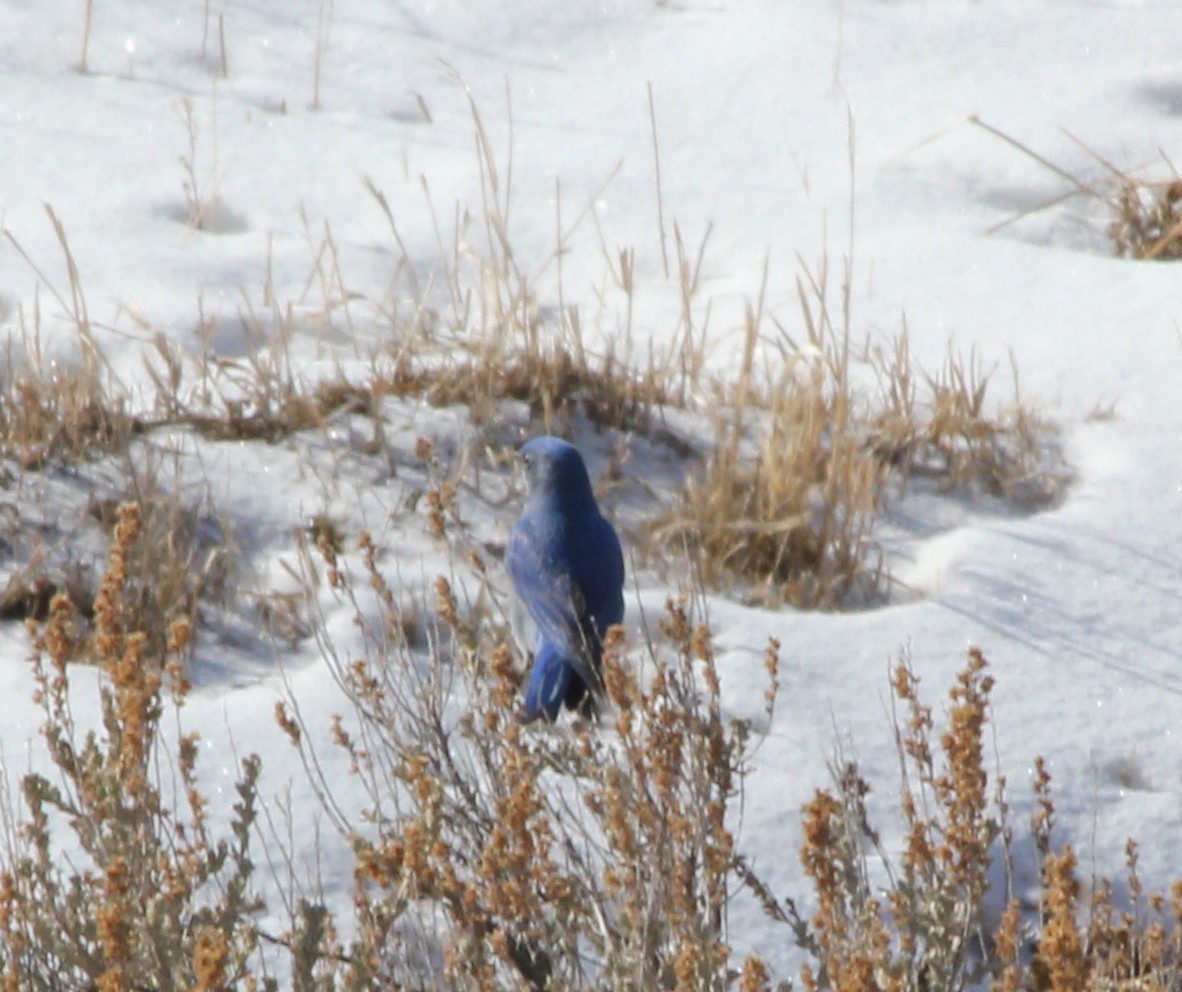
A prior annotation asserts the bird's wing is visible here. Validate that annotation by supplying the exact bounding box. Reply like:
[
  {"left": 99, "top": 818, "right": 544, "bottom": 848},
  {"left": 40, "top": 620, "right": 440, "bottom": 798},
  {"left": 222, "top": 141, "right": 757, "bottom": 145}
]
[
  {"left": 507, "top": 515, "right": 600, "bottom": 690},
  {"left": 570, "top": 511, "right": 626, "bottom": 637}
]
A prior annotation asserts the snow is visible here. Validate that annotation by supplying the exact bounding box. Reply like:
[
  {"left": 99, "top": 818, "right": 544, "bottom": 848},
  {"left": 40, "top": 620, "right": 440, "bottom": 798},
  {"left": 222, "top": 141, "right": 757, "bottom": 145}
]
[{"left": 3, "top": 0, "right": 1182, "bottom": 982}]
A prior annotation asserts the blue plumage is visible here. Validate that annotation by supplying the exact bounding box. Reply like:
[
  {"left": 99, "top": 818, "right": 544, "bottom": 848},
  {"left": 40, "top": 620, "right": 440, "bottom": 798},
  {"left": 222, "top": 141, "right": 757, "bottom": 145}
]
[{"left": 506, "top": 437, "right": 625, "bottom": 722}]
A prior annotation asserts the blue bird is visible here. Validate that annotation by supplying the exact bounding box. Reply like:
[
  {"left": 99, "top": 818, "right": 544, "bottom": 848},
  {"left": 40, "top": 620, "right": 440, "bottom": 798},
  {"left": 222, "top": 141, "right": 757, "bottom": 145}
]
[{"left": 507, "top": 436, "right": 625, "bottom": 722}]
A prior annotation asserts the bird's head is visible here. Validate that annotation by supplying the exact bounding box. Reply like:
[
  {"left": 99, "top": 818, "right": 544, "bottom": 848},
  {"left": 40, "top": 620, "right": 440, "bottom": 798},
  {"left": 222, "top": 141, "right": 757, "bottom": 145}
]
[{"left": 519, "top": 436, "right": 595, "bottom": 502}]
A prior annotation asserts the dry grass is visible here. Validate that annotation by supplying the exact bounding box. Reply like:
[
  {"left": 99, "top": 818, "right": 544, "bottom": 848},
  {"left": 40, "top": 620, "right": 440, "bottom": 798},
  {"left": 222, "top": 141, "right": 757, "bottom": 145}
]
[
  {"left": 657, "top": 256, "right": 1063, "bottom": 610},
  {"left": 665, "top": 308, "right": 885, "bottom": 610},
  {"left": 1110, "top": 176, "right": 1182, "bottom": 260},
  {"left": 971, "top": 115, "right": 1182, "bottom": 261},
  {"left": 353, "top": 122, "right": 695, "bottom": 437},
  {"left": 0, "top": 300, "right": 138, "bottom": 470},
  {"left": 868, "top": 335, "right": 1062, "bottom": 504},
  {"left": 1, "top": 209, "right": 144, "bottom": 467},
  {"left": 175, "top": 96, "right": 224, "bottom": 232},
  {"left": 146, "top": 331, "right": 669, "bottom": 447},
  {"left": 0, "top": 350, "right": 137, "bottom": 469},
  {"left": 4, "top": 103, "right": 1068, "bottom": 627}
]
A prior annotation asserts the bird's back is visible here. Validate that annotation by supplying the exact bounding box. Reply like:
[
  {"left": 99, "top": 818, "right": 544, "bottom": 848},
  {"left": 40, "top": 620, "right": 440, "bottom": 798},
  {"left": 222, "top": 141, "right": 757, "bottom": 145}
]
[{"left": 507, "top": 439, "right": 625, "bottom": 720}]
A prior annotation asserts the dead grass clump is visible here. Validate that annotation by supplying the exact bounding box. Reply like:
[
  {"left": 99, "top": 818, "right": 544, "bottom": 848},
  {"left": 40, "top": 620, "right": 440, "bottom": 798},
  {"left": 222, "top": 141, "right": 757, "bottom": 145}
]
[
  {"left": 355, "top": 93, "right": 699, "bottom": 441},
  {"left": 666, "top": 312, "right": 885, "bottom": 610},
  {"left": 1110, "top": 176, "right": 1182, "bottom": 260},
  {"left": 356, "top": 266, "right": 685, "bottom": 443},
  {"left": 660, "top": 259, "right": 1062, "bottom": 610},
  {"left": 144, "top": 301, "right": 671, "bottom": 452},
  {"left": 403, "top": 340, "right": 671, "bottom": 437},
  {"left": 143, "top": 327, "right": 356, "bottom": 444},
  {"left": 0, "top": 501, "right": 268, "bottom": 991},
  {"left": 868, "top": 336, "right": 1064, "bottom": 505},
  {"left": 178, "top": 392, "right": 328, "bottom": 443},
  {"left": 2, "top": 210, "right": 142, "bottom": 467},
  {"left": 0, "top": 335, "right": 138, "bottom": 469},
  {"left": 276, "top": 534, "right": 777, "bottom": 990},
  {"left": 970, "top": 116, "right": 1182, "bottom": 261}
]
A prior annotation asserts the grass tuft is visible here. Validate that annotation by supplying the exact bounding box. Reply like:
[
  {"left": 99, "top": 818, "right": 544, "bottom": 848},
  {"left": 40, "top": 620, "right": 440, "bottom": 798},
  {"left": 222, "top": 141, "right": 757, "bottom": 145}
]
[
  {"left": 658, "top": 261, "right": 1063, "bottom": 610},
  {"left": 971, "top": 115, "right": 1182, "bottom": 261},
  {"left": 0, "top": 328, "right": 138, "bottom": 469},
  {"left": 1110, "top": 176, "right": 1182, "bottom": 260}
]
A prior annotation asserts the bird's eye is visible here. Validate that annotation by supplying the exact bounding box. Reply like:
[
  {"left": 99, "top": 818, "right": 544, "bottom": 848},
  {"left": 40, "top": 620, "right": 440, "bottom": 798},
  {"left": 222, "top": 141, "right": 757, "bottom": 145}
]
[{"left": 522, "top": 453, "right": 532, "bottom": 466}]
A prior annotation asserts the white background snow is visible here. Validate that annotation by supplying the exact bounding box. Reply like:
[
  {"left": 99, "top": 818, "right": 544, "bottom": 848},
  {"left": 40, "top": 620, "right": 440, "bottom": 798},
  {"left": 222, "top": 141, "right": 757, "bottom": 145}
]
[{"left": 2, "top": 0, "right": 1182, "bottom": 981}]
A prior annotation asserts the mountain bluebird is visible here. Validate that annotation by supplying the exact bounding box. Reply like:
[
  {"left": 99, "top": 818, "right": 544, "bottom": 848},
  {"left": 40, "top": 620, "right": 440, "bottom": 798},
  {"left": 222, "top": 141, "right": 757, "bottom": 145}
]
[{"left": 507, "top": 436, "right": 625, "bottom": 722}]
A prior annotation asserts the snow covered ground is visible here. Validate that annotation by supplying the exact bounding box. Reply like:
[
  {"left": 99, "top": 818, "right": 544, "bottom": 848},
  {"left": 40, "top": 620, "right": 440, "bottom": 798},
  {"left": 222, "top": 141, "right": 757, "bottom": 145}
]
[{"left": 3, "top": 0, "right": 1182, "bottom": 981}]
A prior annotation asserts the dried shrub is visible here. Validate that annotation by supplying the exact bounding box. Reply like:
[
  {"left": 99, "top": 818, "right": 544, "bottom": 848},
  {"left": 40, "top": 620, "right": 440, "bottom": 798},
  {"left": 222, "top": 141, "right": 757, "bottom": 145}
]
[
  {"left": 0, "top": 501, "right": 268, "bottom": 991},
  {"left": 7, "top": 511, "right": 1182, "bottom": 991},
  {"left": 276, "top": 530, "right": 779, "bottom": 990},
  {"left": 106, "top": 463, "right": 237, "bottom": 660},
  {"left": 747, "top": 650, "right": 1182, "bottom": 992}
]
